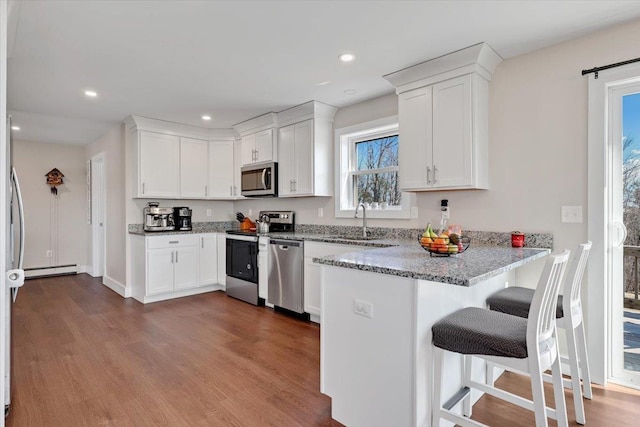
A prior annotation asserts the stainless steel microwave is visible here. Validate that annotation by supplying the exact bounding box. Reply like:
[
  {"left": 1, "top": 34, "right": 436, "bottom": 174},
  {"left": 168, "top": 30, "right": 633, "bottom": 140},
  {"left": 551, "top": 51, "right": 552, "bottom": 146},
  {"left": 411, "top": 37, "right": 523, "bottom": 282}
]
[{"left": 241, "top": 162, "right": 278, "bottom": 197}]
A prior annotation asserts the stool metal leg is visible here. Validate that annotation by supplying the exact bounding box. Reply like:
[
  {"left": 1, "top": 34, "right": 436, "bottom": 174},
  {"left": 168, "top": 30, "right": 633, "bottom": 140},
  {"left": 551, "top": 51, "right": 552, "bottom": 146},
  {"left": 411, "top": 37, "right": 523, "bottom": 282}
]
[{"left": 463, "top": 355, "right": 473, "bottom": 417}]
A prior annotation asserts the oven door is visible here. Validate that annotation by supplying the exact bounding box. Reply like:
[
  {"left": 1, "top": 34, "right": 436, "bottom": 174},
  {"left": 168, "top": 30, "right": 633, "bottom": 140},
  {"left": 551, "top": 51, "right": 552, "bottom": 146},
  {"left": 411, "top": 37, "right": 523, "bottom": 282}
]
[{"left": 226, "top": 236, "right": 258, "bottom": 284}]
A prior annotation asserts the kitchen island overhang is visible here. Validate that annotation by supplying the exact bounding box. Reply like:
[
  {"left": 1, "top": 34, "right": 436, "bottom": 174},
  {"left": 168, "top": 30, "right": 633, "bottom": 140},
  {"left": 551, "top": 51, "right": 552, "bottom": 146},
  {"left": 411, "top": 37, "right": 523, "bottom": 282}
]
[{"left": 315, "top": 244, "right": 549, "bottom": 427}]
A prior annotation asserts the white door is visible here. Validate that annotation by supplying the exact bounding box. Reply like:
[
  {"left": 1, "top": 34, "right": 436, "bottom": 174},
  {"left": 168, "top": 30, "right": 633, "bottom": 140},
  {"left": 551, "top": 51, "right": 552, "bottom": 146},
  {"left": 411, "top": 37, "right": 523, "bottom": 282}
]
[
  {"left": 146, "top": 249, "right": 175, "bottom": 295},
  {"left": 198, "top": 235, "right": 218, "bottom": 285},
  {"left": 254, "top": 128, "right": 274, "bottom": 163},
  {"left": 294, "top": 120, "right": 314, "bottom": 195},
  {"left": 610, "top": 83, "right": 640, "bottom": 387},
  {"left": 139, "top": 131, "right": 180, "bottom": 197},
  {"left": 173, "top": 246, "right": 199, "bottom": 290},
  {"left": 278, "top": 124, "right": 295, "bottom": 196},
  {"left": 208, "top": 140, "right": 234, "bottom": 198},
  {"left": 180, "top": 137, "right": 208, "bottom": 198},
  {"left": 398, "top": 87, "right": 432, "bottom": 190},
  {"left": 91, "top": 153, "right": 105, "bottom": 277},
  {"left": 241, "top": 133, "right": 255, "bottom": 165},
  {"left": 432, "top": 75, "right": 472, "bottom": 188}
]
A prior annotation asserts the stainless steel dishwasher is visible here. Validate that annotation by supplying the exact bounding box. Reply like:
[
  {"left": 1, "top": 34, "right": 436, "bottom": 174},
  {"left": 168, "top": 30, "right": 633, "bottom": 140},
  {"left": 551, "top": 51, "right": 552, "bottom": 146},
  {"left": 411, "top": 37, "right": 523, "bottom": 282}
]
[{"left": 268, "top": 239, "right": 304, "bottom": 313}]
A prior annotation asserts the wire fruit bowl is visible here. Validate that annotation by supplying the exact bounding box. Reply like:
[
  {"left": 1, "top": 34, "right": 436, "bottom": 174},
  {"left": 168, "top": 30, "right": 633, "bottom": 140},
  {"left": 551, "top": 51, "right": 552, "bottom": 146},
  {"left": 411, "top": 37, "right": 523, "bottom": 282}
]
[{"left": 418, "top": 235, "right": 470, "bottom": 257}]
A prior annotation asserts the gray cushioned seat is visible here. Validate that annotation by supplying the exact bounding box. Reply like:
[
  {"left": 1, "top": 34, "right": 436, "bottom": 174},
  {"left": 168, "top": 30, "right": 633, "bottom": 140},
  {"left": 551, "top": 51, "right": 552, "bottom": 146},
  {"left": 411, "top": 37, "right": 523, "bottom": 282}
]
[
  {"left": 487, "top": 287, "right": 563, "bottom": 319},
  {"left": 432, "top": 307, "right": 528, "bottom": 359}
]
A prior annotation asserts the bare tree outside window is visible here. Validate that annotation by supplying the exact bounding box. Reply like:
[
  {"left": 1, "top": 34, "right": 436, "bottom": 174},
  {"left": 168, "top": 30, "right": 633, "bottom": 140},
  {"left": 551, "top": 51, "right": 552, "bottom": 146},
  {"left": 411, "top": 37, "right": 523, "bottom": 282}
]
[{"left": 351, "top": 135, "right": 401, "bottom": 206}]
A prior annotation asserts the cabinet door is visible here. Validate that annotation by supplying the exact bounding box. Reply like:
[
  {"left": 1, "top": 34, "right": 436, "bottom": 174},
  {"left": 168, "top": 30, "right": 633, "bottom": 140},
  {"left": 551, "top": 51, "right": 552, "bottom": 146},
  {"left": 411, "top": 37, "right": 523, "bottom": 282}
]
[
  {"left": 258, "top": 237, "right": 269, "bottom": 299},
  {"left": 233, "top": 139, "right": 244, "bottom": 198},
  {"left": 180, "top": 137, "right": 208, "bottom": 198},
  {"left": 304, "top": 257, "right": 321, "bottom": 317},
  {"left": 208, "top": 140, "right": 235, "bottom": 198},
  {"left": 241, "top": 133, "right": 255, "bottom": 165},
  {"left": 432, "top": 75, "right": 472, "bottom": 188},
  {"left": 254, "top": 128, "right": 274, "bottom": 162},
  {"left": 139, "top": 132, "right": 180, "bottom": 197},
  {"left": 146, "top": 248, "right": 175, "bottom": 295},
  {"left": 398, "top": 87, "right": 432, "bottom": 190},
  {"left": 278, "top": 124, "right": 296, "bottom": 196},
  {"left": 173, "top": 246, "right": 199, "bottom": 290},
  {"left": 294, "top": 119, "right": 314, "bottom": 195},
  {"left": 198, "top": 235, "right": 218, "bottom": 285},
  {"left": 216, "top": 234, "right": 226, "bottom": 287}
]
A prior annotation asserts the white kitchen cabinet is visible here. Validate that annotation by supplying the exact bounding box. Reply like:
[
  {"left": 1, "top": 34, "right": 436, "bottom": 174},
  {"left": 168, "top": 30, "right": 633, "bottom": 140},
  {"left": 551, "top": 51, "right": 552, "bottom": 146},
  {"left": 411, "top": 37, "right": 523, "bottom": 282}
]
[
  {"left": 180, "top": 137, "right": 209, "bottom": 198},
  {"left": 258, "top": 237, "right": 269, "bottom": 300},
  {"left": 139, "top": 131, "right": 180, "bottom": 197},
  {"left": 398, "top": 74, "right": 481, "bottom": 190},
  {"left": 131, "top": 233, "right": 223, "bottom": 304},
  {"left": 277, "top": 102, "right": 337, "bottom": 197},
  {"left": 216, "top": 233, "right": 226, "bottom": 287},
  {"left": 304, "top": 241, "right": 375, "bottom": 323},
  {"left": 384, "top": 43, "right": 500, "bottom": 192},
  {"left": 199, "top": 234, "right": 218, "bottom": 285},
  {"left": 241, "top": 128, "right": 275, "bottom": 165},
  {"left": 233, "top": 139, "right": 243, "bottom": 198},
  {"left": 208, "top": 140, "right": 235, "bottom": 198}
]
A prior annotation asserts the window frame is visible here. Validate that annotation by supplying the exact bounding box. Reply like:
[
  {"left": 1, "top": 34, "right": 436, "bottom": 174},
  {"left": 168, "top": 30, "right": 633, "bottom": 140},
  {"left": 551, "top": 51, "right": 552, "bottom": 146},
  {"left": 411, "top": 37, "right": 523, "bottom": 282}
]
[{"left": 335, "top": 116, "right": 413, "bottom": 219}]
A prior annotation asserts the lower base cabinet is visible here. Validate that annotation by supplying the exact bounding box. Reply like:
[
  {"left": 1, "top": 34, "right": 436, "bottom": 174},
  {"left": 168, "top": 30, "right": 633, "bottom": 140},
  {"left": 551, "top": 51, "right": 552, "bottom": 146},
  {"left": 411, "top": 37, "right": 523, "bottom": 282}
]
[
  {"left": 132, "top": 233, "right": 224, "bottom": 304},
  {"left": 304, "top": 242, "right": 375, "bottom": 323}
]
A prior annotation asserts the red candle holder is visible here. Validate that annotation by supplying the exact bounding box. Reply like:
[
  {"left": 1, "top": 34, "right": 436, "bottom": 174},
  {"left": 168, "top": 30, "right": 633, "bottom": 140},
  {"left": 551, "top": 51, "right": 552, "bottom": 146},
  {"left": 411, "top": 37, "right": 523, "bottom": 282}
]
[{"left": 511, "top": 232, "right": 525, "bottom": 248}]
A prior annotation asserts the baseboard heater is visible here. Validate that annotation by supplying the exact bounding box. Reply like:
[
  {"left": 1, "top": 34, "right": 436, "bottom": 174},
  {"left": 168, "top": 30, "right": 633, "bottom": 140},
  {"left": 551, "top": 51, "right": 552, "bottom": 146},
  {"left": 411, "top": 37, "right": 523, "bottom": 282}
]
[{"left": 24, "top": 264, "right": 78, "bottom": 279}]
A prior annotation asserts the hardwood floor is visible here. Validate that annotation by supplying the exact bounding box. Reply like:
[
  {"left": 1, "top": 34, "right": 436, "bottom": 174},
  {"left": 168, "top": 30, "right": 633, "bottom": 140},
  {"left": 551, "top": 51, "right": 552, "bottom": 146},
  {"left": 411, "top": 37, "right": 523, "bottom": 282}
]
[{"left": 8, "top": 274, "right": 640, "bottom": 426}]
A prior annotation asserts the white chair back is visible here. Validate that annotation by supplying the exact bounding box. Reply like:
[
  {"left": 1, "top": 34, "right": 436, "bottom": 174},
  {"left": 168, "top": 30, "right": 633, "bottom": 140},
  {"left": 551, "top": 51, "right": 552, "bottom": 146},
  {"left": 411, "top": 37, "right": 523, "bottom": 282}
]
[
  {"left": 527, "top": 250, "right": 571, "bottom": 350},
  {"left": 564, "top": 242, "right": 592, "bottom": 322}
]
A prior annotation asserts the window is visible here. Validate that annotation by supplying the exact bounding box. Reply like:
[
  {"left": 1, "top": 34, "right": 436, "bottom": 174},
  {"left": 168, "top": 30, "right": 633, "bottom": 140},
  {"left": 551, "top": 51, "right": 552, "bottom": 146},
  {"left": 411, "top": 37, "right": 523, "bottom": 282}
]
[{"left": 335, "top": 116, "right": 413, "bottom": 219}]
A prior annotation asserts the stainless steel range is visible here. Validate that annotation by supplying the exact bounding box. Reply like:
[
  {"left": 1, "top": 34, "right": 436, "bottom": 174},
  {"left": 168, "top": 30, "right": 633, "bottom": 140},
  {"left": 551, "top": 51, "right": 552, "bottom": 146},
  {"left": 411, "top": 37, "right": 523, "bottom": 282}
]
[{"left": 225, "top": 211, "right": 295, "bottom": 306}]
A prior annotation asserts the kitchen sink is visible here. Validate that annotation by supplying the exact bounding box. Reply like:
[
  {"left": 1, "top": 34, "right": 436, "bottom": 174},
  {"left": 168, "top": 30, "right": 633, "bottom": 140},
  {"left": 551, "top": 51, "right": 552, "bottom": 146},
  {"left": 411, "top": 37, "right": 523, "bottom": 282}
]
[{"left": 333, "top": 235, "right": 381, "bottom": 241}]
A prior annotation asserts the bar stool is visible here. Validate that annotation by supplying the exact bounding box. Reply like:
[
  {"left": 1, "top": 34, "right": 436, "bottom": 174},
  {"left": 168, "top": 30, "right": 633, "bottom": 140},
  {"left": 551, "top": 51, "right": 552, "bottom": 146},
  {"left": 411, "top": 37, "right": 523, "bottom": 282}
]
[
  {"left": 431, "top": 250, "right": 570, "bottom": 427},
  {"left": 487, "top": 242, "right": 592, "bottom": 425}
]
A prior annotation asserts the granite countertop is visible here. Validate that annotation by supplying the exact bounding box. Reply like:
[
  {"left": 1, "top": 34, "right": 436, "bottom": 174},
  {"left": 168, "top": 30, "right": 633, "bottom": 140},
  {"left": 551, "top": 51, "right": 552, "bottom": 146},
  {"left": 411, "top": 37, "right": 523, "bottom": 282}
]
[
  {"left": 313, "top": 244, "right": 549, "bottom": 287},
  {"left": 128, "top": 222, "right": 233, "bottom": 236}
]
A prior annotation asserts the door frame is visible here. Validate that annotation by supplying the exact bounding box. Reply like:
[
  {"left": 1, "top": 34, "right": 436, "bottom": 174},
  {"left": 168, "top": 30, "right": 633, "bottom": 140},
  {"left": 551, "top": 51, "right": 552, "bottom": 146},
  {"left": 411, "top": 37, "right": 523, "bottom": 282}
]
[
  {"left": 588, "top": 63, "right": 640, "bottom": 386},
  {"left": 90, "top": 153, "right": 106, "bottom": 277}
]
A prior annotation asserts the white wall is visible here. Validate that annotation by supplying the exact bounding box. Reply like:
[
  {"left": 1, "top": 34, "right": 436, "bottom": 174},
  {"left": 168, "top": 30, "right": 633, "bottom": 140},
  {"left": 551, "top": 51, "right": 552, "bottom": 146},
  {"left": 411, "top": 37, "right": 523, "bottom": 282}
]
[
  {"left": 86, "top": 124, "right": 126, "bottom": 285},
  {"left": 12, "top": 140, "right": 89, "bottom": 270}
]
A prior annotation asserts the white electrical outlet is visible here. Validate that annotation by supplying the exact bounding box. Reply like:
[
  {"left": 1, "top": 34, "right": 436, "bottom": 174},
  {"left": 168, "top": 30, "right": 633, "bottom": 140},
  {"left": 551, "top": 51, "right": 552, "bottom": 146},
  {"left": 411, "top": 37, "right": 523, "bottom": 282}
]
[
  {"left": 318, "top": 207, "right": 324, "bottom": 217},
  {"left": 46, "top": 250, "right": 52, "bottom": 258},
  {"left": 248, "top": 208, "right": 253, "bottom": 217},
  {"left": 561, "top": 206, "right": 583, "bottom": 223},
  {"left": 206, "top": 209, "right": 212, "bottom": 217},
  {"left": 353, "top": 299, "right": 373, "bottom": 318}
]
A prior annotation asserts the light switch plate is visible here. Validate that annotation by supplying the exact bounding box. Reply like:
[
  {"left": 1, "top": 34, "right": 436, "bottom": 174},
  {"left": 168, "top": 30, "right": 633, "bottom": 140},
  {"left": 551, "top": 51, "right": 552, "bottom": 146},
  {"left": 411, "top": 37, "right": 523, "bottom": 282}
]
[
  {"left": 206, "top": 209, "right": 212, "bottom": 217},
  {"left": 561, "top": 206, "right": 583, "bottom": 223},
  {"left": 318, "top": 207, "right": 324, "bottom": 217}
]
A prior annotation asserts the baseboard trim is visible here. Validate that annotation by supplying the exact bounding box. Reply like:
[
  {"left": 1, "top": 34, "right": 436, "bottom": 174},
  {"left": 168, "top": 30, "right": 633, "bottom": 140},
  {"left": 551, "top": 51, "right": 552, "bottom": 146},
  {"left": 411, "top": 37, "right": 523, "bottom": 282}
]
[
  {"left": 103, "top": 275, "right": 131, "bottom": 298},
  {"left": 25, "top": 264, "right": 78, "bottom": 278}
]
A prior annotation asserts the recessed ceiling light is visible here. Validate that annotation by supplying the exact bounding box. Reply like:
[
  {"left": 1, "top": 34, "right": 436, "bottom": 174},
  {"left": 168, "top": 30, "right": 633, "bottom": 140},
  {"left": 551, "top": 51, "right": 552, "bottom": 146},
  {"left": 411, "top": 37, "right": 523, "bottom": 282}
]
[
  {"left": 202, "top": 115, "right": 212, "bottom": 121},
  {"left": 84, "top": 90, "right": 98, "bottom": 97},
  {"left": 339, "top": 53, "right": 355, "bottom": 63},
  {"left": 344, "top": 89, "right": 357, "bottom": 95},
  {"left": 317, "top": 81, "right": 331, "bottom": 86},
  {"left": 11, "top": 126, "right": 20, "bottom": 131}
]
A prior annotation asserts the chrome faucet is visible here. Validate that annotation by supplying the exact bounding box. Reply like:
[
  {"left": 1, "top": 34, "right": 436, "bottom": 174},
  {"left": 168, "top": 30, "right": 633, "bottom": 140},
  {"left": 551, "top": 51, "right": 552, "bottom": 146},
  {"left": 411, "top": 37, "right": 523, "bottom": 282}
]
[{"left": 354, "top": 203, "right": 368, "bottom": 238}]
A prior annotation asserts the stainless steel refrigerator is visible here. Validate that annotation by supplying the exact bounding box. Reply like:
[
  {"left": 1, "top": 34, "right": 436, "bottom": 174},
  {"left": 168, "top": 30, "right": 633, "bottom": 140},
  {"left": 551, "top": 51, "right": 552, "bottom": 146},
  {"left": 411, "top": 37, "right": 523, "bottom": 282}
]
[{"left": 4, "top": 116, "right": 24, "bottom": 416}]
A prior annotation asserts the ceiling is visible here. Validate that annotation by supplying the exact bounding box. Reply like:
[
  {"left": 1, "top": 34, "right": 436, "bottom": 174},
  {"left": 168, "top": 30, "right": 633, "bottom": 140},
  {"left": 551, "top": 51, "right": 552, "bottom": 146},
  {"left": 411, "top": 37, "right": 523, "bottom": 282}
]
[{"left": 7, "top": 1, "right": 640, "bottom": 145}]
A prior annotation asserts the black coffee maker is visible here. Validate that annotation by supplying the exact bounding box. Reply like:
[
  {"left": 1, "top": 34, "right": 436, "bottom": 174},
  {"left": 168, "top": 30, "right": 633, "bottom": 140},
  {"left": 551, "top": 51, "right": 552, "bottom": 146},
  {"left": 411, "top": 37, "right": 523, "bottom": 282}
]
[{"left": 173, "top": 207, "right": 192, "bottom": 231}]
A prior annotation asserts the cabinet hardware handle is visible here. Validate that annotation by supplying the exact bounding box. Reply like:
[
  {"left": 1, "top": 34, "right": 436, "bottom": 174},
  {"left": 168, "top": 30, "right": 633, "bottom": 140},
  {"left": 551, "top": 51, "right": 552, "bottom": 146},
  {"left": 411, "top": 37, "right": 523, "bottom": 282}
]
[
  {"left": 142, "top": 182, "right": 145, "bottom": 194},
  {"left": 201, "top": 237, "right": 204, "bottom": 248},
  {"left": 205, "top": 185, "right": 208, "bottom": 197},
  {"left": 434, "top": 165, "right": 438, "bottom": 184},
  {"left": 426, "top": 167, "right": 431, "bottom": 184},
  {"left": 255, "top": 149, "right": 258, "bottom": 161},
  {"left": 294, "top": 180, "right": 297, "bottom": 192},
  {"left": 169, "top": 241, "right": 179, "bottom": 244},
  {"left": 176, "top": 251, "right": 178, "bottom": 263},
  {"left": 171, "top": 251, "right": 174, "bottom": 264},
  {"left": 230, "top": 185, "right": 233, "bottom": 196}
]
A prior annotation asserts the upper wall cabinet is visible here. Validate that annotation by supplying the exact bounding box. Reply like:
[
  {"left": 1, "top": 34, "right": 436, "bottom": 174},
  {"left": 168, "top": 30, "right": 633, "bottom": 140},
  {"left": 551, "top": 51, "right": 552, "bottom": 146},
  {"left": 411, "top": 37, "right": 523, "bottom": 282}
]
[
  {"left": 234, "top": 112, "right": 278, "bottom": 166},
  {"left": 277, "top": 101, "right": 337, "bottom": 197},
  {"left": 125, "top": 115, "right": 238, "bottom": 200},
  {"left": 384, "top": 42, "right": 502, "bottom": 191}
]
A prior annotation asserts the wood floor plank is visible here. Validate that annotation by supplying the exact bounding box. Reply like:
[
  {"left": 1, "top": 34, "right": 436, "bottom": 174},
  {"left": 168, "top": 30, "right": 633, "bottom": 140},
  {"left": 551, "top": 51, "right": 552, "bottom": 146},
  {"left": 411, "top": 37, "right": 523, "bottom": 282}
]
[{"left": 7, "top": 274, "right": 640, "bottom": 426}]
